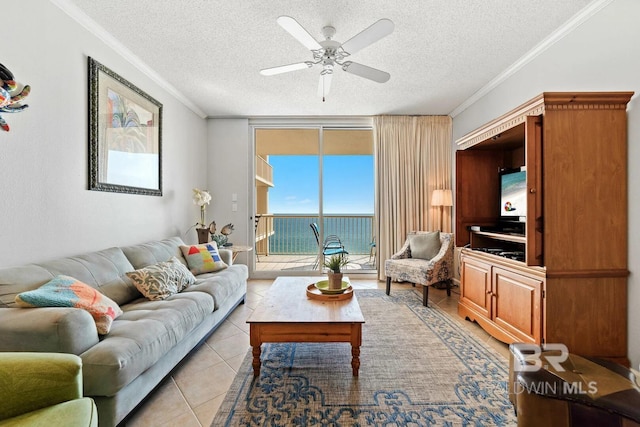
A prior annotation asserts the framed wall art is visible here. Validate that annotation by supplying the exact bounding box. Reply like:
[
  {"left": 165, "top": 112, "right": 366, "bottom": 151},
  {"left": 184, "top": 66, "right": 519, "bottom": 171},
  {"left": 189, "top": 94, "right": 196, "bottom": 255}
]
[{"left": 88, "top": 57, "right": 162, "bottom": 196}]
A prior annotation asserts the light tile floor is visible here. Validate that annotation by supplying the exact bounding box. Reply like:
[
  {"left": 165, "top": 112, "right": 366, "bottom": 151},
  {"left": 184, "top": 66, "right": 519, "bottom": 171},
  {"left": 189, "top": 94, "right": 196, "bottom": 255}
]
[{"left": 124, "top": 279, "right": 509, "bottom": 426}]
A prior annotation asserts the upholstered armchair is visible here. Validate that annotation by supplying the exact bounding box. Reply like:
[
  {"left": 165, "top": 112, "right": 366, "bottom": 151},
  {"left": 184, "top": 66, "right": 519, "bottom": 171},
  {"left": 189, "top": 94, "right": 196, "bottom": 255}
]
[
  {"left": 0, "top": 352, "right": 97, "bottom": 426},
  {"left": 384, "top": 231, "right": 454, "bottom": 307}
]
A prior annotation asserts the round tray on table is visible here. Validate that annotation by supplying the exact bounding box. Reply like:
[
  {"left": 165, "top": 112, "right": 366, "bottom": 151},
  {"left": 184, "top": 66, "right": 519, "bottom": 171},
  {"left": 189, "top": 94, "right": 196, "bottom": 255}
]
[{"left": 306, "top": 282, "right": 354, "bottom": 301}]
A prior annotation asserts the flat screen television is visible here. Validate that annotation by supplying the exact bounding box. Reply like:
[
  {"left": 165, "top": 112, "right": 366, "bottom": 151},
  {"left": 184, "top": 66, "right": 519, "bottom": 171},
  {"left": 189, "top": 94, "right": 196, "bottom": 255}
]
[{"left": 500, "top": 167, "right": 526, "bottom": 222}]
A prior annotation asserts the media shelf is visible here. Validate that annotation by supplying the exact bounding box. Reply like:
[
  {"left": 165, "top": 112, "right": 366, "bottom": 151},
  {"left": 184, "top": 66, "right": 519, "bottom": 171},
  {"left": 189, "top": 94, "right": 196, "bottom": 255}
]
[
  {"left": 469, "top": 230, "right": 525, "bottom": 262},
  {"left": 471, "top": 230, "right": 525, "bottom": 244},
  {"left": 455, "top": 92, "right": 632, "bottom": 365}
]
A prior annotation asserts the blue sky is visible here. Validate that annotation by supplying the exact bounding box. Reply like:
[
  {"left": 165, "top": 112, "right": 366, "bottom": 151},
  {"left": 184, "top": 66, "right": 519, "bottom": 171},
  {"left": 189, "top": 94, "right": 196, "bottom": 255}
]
[{"left": 269, "top": 155, "right": 374, "bottom": 214}]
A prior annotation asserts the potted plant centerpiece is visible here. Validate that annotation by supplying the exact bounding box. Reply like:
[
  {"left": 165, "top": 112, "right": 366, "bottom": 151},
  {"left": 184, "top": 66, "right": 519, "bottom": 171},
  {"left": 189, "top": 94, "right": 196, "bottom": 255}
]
[{"left": 323, "top": 254, "right": 349, "bottom": 290}]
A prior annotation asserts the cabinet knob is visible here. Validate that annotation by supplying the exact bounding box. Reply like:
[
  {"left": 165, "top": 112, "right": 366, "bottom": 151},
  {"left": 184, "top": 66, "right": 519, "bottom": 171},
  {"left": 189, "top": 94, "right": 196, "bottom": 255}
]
[
  {"left": 529, "top": 188, "right": 536, "bottom": 193},
  {"left": 486, "top": 290, "right": 492, "bottom": 295}
]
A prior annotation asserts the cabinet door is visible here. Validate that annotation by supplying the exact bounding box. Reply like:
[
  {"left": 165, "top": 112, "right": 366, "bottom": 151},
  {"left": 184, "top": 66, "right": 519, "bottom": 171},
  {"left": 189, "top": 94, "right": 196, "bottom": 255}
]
[
  {"left": 491, "top": 267, "right": 542, "bottom": 344},
  {"left": 460, "top": 256, "right": 492, "bottom": 318},
  {"left": 525, "top": 115, "right": 543, "bottom": 266},
  {"left": 455, "top": 150, "right": 504, "bottom": 247}
]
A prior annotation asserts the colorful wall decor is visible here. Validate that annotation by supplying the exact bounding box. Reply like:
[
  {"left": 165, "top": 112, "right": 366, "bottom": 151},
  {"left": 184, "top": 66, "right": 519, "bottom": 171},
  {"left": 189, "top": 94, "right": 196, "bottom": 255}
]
[
  {"left": 88, "top": 57, "right": 163, "bottom": 196},
  {"left": 0, "top": 63, "right": 30, "bottom": 132}
]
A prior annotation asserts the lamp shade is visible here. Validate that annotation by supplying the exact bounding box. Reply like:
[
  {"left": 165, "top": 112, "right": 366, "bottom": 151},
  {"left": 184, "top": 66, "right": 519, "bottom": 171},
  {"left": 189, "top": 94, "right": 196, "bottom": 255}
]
[{"left": 432, "top": 189, "right": 453, "bottom": 207}]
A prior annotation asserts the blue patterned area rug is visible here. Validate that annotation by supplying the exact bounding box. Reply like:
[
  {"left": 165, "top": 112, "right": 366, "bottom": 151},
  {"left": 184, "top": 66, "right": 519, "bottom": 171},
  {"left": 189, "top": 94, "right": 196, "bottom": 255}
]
[{"left": 212, "top": 289, "right": 516, "bottom": 426}]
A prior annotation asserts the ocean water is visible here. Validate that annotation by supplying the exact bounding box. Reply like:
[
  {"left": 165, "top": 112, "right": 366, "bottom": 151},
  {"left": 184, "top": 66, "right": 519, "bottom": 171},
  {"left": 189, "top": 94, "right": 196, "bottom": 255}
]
[{"left": 268, "top": 216, "right": 373, "bottom": 255}]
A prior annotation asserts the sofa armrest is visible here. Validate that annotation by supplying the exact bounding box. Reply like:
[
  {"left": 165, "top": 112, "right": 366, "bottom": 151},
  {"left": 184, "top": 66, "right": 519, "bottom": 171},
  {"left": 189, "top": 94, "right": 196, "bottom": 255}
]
[
  {"left": 0, "top": 308, "right": 99, "bottom": 355},
  {"left": 0, "top": 352, "right": 84, "bottom": 421},
  {"left": 219, "top": 248, "right": 233, "bottom": 266}
]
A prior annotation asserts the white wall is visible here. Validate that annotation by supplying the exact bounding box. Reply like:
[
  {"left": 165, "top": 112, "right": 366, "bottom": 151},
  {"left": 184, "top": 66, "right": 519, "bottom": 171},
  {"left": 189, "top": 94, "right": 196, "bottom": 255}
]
[
  {"left": 207, "top": 119, "right": 251, "bottom": 265},
  {"left": 0, "top": 1, "right": 208, "bottom": 268},
  {"left": 452, "top": 0, "right": 640, "bottom": 369}
]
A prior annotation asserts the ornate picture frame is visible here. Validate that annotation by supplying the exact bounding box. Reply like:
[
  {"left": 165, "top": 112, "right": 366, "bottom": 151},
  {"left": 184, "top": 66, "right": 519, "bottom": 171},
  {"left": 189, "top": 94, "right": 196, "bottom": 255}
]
[{"left": 88, "top": 57, "right": 163, "bottom": 196}]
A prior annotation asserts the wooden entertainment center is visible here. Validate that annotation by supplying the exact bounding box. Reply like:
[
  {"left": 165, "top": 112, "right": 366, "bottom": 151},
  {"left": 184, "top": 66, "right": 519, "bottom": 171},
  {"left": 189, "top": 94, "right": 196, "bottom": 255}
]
[{"left": 455, "top": 92, "right": 633, "bottom": 364}]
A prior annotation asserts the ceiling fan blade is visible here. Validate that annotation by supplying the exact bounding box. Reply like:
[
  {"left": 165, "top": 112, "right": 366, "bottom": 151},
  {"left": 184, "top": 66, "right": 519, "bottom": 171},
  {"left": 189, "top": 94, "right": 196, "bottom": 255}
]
[
  {"left": 340, "top": 19, "right": 394, "bottom": 55},
  {"left": 342, "top": 62, "right": 390, "bottom": 83},
  {"left": 317, "top": 72, "right": 333, "bottom": 101},
  {"left": 277, "top": 16, "right": 322, "bottom": 51},
  {"left": 260, "top": 62, "right": 311, "bottom": 76}
]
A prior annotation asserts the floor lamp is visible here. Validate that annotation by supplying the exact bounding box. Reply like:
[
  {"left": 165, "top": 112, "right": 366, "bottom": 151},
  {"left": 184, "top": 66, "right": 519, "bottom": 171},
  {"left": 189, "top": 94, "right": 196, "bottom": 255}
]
[{"left": 432, "top": 189, "right": 453, "bottom": 231}]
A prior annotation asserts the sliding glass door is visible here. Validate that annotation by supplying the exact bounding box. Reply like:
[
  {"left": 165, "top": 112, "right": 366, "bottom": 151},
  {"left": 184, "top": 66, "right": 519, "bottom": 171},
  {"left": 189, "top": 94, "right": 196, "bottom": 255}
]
[{"left": 253, "top": 125, "right": 374, "bottom": 277}]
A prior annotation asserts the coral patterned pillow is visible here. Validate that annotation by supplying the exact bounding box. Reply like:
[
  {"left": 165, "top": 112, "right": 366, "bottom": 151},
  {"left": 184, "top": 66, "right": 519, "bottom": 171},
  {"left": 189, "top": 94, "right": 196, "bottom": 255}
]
[
  {"left": 126, "top": 257, "right": 196, "bottom": 301},
  {"left": 180, "top": 242, "right": 228, "bottom": 274},
  {"left": 15, "top": 275, "right": 123, "bottom": 335}
]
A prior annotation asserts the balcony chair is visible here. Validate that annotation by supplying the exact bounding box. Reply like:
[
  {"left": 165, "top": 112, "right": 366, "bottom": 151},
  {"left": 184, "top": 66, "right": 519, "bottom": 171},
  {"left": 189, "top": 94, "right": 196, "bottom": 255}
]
[
  {"left": 254, "top": 214, "right": 261, "bottom": 262},
  {"left": 0, "top": 352, "right": 98, "bottom": 426},
  {"left": 310, "top": 223, "right": 349, "bottom": 268},
  {"left": 369, "top": 236, "right": 376, "bottom": 264},
  {"left": 384, "top": 231, "right": 454, "bottom": 307}
]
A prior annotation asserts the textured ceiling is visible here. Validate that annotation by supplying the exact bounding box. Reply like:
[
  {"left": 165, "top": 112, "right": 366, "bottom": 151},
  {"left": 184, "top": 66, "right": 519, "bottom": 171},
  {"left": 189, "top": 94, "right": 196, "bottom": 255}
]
[{"left": 64, "top": 0, "right": 595, "bottom": 117}]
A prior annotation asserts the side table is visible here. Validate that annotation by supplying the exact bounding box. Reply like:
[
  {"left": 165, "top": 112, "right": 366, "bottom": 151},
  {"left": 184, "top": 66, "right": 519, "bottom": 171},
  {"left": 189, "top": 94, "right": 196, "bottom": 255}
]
[{"left": 224, "top": 245, "right": 253, "bottom": 262}]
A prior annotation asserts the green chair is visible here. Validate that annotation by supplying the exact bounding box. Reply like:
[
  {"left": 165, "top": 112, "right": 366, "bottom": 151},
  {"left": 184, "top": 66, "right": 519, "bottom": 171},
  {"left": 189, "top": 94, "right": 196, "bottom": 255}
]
[{"left": 0, "top": 352, "right": 98, "bottom": 427}]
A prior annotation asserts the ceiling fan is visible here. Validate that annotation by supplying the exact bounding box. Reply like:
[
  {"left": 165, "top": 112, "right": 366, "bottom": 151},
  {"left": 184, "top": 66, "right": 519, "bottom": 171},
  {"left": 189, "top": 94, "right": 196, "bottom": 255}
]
[{"left": 260, "top": 16, "right": 394, "bottom": 101}]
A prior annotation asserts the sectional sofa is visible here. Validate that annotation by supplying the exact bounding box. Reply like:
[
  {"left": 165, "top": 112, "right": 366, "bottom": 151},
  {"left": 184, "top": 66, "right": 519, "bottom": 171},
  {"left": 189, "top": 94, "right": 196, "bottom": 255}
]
[{"left": 0, "top": 236, "right": 248, "bottom": 426}]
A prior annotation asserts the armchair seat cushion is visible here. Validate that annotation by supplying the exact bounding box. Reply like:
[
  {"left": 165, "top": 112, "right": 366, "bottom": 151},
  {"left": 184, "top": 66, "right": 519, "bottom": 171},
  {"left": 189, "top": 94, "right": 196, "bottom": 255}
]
[
  {"left": 0, "top": 398, "right": 97, "bottom": 427},
  {"left": 0, "top": 352, "right": 97, "bottom": 427},
  {"left": 385, "top": 258, "right": 436, "bottom": 285}
]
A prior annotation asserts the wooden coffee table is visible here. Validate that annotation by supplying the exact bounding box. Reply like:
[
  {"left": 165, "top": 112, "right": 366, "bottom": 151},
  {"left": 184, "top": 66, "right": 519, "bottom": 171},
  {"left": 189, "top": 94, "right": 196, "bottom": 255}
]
[{"left": 246, "top": 276, "right": 365, "bottom": 377}]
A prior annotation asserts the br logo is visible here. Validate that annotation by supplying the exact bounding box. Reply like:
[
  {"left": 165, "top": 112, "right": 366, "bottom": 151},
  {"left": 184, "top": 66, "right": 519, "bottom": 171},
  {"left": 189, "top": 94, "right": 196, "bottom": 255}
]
[{"left": 513, "top": 343, "right": 569, "bottom": 372}]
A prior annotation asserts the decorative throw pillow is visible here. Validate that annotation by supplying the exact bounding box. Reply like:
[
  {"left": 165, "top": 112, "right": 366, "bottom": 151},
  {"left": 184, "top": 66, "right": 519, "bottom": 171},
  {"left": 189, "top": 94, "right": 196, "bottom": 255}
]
[
  {"left": 180, "top": 242, "right": 228, "bottom": 275},
  {"left": 409, "top": 231, "right": 442, "bottom": 260},
  {"left": 126, "top": 257, "right": 195, "bottom": 300},
  {"left": 15, "top": 275, "right": 123, "bottom": 335},
  {"left": 165, "top": 256, "right": 197, "bottom": 291}
]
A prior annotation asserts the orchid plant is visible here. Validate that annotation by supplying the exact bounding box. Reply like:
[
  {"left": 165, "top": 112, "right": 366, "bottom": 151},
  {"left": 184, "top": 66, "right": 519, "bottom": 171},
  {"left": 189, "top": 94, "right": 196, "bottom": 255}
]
[{"left": 192, "top": 188, "right": 211, "bottom": 229}]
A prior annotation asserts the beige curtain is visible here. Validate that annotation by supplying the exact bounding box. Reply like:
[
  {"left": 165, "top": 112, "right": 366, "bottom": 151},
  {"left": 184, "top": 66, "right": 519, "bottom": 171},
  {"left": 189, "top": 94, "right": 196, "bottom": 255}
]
[{"left": 374, "top": 115, "right": 452, "bottom": 280}]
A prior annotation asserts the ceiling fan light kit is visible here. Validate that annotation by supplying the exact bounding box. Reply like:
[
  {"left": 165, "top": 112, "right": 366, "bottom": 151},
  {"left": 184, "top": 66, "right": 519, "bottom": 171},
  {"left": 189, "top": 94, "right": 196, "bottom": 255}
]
[{"left": 260, "top": 16, "right": 394, "bottom": 101}]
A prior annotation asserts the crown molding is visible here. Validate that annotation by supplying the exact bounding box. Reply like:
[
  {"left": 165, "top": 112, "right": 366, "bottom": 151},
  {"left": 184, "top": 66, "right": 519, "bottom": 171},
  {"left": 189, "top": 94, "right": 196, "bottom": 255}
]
[
  {"left": 248, "top": 116, "right": 374, "bottom": 127},
  {"left": 50, "top": 0, "right": 207, "bottom": 119},
  {"left": 449, "top": 0, "right": 614, "bottom": 118}
]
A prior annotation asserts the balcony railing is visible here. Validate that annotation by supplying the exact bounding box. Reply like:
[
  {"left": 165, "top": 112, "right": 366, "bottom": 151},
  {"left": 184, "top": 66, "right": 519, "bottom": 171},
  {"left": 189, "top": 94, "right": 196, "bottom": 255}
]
[{"left": 255, "top": 214, "right": 374, "bottom": 256}]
